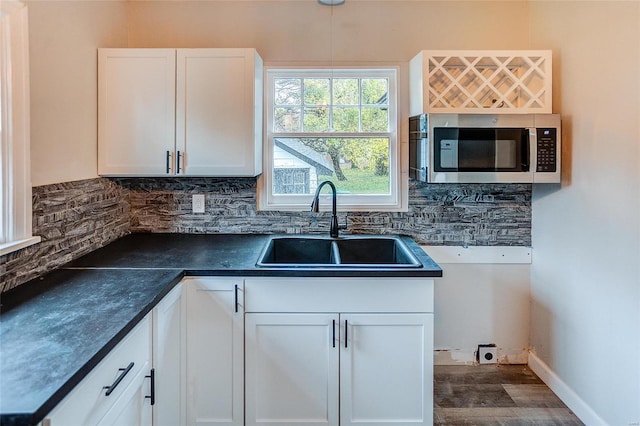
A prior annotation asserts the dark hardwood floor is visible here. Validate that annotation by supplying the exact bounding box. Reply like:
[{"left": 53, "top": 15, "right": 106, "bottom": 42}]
[{"left": 434, "top": 365, "right": 585, "bottom": 425}]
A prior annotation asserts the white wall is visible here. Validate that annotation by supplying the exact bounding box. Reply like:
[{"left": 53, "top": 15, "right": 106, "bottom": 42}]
[
  {"left": 26, "top": 0, "right": 530, "bottom": 186},
  {"left": 529, "top": 2, "right": 640, "bottom": 425},
  {"left": 27, "top": 1, "right": 127, "bottom": 186},
  {"left": 426, "top": 246, "right": 532, "bottom": 365}
]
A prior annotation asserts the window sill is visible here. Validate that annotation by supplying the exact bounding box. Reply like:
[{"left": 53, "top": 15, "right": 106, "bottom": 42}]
[
  {"left": 0, "top": 236, "right": 41, "bottom": 257},
  {"left": 257, "top": 201, "right": 408, "bottom": 213}
]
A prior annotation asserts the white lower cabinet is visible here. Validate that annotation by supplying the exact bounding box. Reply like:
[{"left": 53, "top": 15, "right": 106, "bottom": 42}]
[
  {"left": 96, "top": 366, "right": 152, "bottom": 426},
  {"left": 339, "top": 314, "right": 433, "bottom": 426},
  {"left": 152, "top": 285, "right": 184, "bottom": 426},
  {"left": 184, "top": 277, "right": 244, "bottom": 426},
  {"left": 43, "top": 316, "right": 153, "bottom": 426},
  {"left": 42, "top": 285, "right": 183, "bottom": 426},
  {"left": 245, "top": 313, "right": 339, "bottom": 426},
  {"left": 42, "top": 275, "right": 433, "bottom": 426},
  {"left": 244, "top": 277, "right": 435, "bottom": 426}
]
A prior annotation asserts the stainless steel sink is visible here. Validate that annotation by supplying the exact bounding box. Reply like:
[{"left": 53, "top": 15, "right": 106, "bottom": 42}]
[{"left": 256, "top": 236, "right": 422, "bottom": 268}]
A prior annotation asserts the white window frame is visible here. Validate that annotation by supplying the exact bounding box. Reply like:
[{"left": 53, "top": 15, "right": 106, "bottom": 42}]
[
  {"left": 259, "top": 66, "right": 404, "bottom": 212},
  {"left": 0, "top": 1, "right": 39, "bottom": 256}
]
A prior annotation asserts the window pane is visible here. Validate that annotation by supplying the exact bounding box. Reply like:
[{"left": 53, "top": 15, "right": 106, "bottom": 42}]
[
  {"left": 272, "top": 137, "right": 390, "bottom": 195},
  {"left": 303, "top": 107, "right": 329, "bottom": 132},
  {"left": 274, "top": 168, "right": 310, "bottom": 194},
  {"left": 275, "top": 78, "right": 301, "bottom": 105},
  {"left": 274, "top": 107, "right": 301, "bottom": 132},
  {"left": 361, "top": 78, "right": 388, "bottom": 105},
  {"left": 333, "top": 107, "right": 359, "bottom": 132},
  {"left": 304, "top": 79, "right": 329, "bottom": 105},
  {"left": 361, "top": 107, "right": 389, "bottom": 132},
  {"left": 333, "top": 78, "right": 358, "bottom": 105}
]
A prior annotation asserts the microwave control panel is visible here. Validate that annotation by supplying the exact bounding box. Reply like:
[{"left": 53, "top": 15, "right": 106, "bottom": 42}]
[{"left": 536, "top": 128, "right": 557, "bottom": 172}]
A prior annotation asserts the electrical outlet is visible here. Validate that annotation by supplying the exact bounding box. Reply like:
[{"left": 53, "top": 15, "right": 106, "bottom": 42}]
[
  {"left": 192, "top": 194, "right": 205, "bottom": 214},
  {"left": 477, "top": 344, "right": 497, "bottom": 364}
]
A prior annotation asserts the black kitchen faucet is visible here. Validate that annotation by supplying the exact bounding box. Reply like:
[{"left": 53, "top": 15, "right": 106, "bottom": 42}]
[{"left": 310, "top": 180, "right": 347, "bottom": 238}]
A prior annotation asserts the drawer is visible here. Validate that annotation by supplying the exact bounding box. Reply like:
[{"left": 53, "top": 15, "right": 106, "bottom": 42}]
[
  {"left": 44, "top": 316, "right": 151, "bottom": 426},
  {"left": 244, "top": 277, "right": 434, "bottom": 313}
]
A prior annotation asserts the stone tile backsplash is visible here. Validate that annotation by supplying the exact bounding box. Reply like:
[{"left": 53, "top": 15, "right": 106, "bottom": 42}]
[
  {"left": 117, "top": 177, "right": 531, "bottom": 246},
  {"left": 0, "top": 176, "right": 530, "bottom": 292},
  {"left": 0, "top": 178, "right": 129, "bottom": 292}
]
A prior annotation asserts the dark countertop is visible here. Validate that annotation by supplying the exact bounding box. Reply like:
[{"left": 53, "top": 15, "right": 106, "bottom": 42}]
[
  {"left": 65, "top": 233, "right": 443, "bottom": 277},
  {"left": 0, "top": 233, "right": 442, "bottom": 425},
  {"left": 0, "top": 268, "right": 184, "bottom": 426}
]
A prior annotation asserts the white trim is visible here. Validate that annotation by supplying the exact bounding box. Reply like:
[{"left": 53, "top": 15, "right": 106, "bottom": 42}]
[
  {"left": 0, "top": 235, "right": 40, "bottom": 257},
  {"left": 0, "top": 1, "right": 35, "bottom": 251},
  {"left": 421, "top": 245, "right": 532, "bottom": 264},
  {"left": 528, "top": 351, "right": 608, "bottom": 426},
  {"left": 259, "top": 66, "right": 403, "bottom": 212}
]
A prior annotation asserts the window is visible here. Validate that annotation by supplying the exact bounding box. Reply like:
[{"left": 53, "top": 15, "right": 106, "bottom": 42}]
[
  {"left": 260, "top": 68, "right": 403, "bottom": 211},
  {"left": 0, "top": 1, "right": 39, "bottom": 256}
]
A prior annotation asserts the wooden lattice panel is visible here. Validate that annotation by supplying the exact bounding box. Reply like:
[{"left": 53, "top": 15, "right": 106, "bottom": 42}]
[{"left": 411, "top": 50, "right": 552, "bottom": 114}]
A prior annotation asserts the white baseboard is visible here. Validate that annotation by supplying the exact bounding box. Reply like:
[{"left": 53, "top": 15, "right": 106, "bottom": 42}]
[{"left": 528, "top": 352, "right": 608, "bottom": 426}]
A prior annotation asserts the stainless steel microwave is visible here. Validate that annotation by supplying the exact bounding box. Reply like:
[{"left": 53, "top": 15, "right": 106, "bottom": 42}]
[{"left": 409, "top": 113, "right": 561, "bottom": 183}]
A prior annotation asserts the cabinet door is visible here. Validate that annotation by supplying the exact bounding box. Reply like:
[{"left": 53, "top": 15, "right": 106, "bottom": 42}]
[
  {"left": 185, "top": 278, "right": 243, "bottom": 426},
  {"left": 98, "top": 49, "right": 176, "bottom": 176},
  {"left": 176, "top": 49, "right": 262, "bottom": 176},
  {"left": 152, "top": 285, "right": 183, "bottom": 426},
  {"left": 44, "top": 316, "right": 152, "bottom": 426},
  {"left": 96, "top": 365, "right": 152, "bottom": 426},
  {"left": 340, "top": 314, "right": 433, "bottom": 426},
  {"left": 245, "top": 313, "right": 339, "bottom": 426}
]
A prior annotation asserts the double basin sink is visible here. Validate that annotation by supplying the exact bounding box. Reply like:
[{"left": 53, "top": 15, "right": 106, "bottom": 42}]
[{"left": 256, "top": 235, "right": 422, "bottom": 268}]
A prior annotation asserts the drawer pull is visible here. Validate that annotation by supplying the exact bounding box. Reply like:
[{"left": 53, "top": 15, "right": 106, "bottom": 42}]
[
  {"left": 104, "top": 362, "right": 134, "bottom": 396},
  {"left": 332, "top": 319, "right": 336, "bottom": 348},
  {"left": 145, "top": 368, "right": 155, "bottom": 405},
  {"left": 344, "top": 320, "right": 348, "bottom": 349}
]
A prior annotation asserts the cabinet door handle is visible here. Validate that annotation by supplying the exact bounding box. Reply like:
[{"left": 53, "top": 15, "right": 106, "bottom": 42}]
[
  {"left": 344, "top": 320, "right": 348, "bottom": 349},
  {"left": 104, "top": 362, "right": 134, "bottom": 396},
  {"left": 166, "top": 150, "right": 171, "bottom": 174},
  {"left": 332, "top": 319, "right": 336, "bottom": 348},
  {"left": 234, "top": 284, "right": 239, "bottom": 313},
  {"left": 177, "top": 151, "right": 182, "bottom": 174},
  {"left": 145, "top": 368, "right": 155, "bottom": 406}
]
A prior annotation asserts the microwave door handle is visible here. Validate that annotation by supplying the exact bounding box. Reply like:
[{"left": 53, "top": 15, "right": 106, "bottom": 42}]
[{"left": 527, "top": 128, "right": 536, "bottom": 172}]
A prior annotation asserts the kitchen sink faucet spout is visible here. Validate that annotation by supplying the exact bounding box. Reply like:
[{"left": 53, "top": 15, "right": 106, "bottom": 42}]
[{"left": 310, "top": 180, "right": 346, "bottom": 238}]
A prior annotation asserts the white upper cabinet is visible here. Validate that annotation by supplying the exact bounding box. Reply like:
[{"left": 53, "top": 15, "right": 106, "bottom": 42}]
[
  {"left": 410, "top": 50, "right": 552, "bottom": 115},
  {"left": 98, "top": 48, "right": 263, "bottom": 177},
  {"left": 176, "top": 49, "right": 262, "bottom": 176},
  {"left": 98, "top": 49, "right": 176, "bottom": 176}
]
